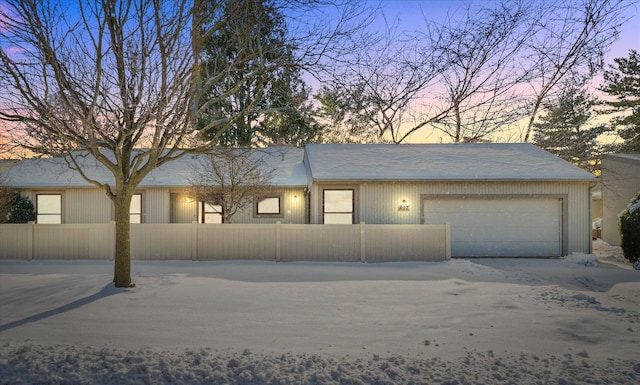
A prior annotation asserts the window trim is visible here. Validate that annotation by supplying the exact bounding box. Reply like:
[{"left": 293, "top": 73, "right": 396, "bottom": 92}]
[
  {"left": 199, "top": 200, "right": 223, "bottom": 223},
  {"left": 36, "top": 193, "right": 63, "bottom": 224},
  {"left": 254, "top": 193, "right": 284, "bottom": 218},
  {"left": 130, "top": 193, "right": 143, "bottom": 223},
  {"left": 321, "top": 187, "right": 358, "bottom": 224}
]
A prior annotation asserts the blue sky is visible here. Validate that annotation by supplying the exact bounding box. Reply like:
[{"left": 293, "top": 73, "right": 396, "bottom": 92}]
[{"left": 377, "top": 0, "right": 639, "bottom": 64}]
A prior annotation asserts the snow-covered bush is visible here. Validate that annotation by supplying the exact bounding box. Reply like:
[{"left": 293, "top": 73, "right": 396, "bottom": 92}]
[
  {"left": 619, "top": 193, "right": 640, "bottom": 270},
  {"left": 564, "top": 253, "right": 598, "bottom": 267}
]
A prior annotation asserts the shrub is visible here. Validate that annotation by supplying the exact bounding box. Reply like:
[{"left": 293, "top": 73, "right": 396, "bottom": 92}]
[
  {"left": 5, "top": 192, "right": 36, "bottom": 223},
  {"left": 619, "top": 193, "right": 640, "bottom": 270}
]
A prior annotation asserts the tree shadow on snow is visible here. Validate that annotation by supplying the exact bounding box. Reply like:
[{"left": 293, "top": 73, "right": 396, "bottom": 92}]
[{"left": 0, "top": 283, "right": 120, "bottom": 333}]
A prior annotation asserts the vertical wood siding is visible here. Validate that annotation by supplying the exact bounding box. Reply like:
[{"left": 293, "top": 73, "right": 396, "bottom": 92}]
[
  {"left": 22, "top": 187, "right": 308, "bottom": 225},
  {"left": 231, "top": 188, "right": 307, "bottom": 224},
  {"left": 65, "top": 189, "right": 112, "bottom": 223},
  {"left": 143, "top": 188, "right": 170, "bottom": 223},
  {"left": 311, "top": 181, "right": 592, "bottom": 254},
  {"left": 170, "top": 193, "right": 198, "bottom": 223},
  {"left": 170, "top": 188, "right": 307, "bottom": 224}
]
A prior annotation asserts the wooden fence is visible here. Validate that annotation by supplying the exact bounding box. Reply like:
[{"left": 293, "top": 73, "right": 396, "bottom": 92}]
[{"left": 0, "top": 222, "right": 451, "bottom": 262}]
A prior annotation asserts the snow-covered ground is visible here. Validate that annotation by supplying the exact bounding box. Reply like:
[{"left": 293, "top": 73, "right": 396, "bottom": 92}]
[{"left": 1, "top": 243, "right": 639, "bottom": 384}]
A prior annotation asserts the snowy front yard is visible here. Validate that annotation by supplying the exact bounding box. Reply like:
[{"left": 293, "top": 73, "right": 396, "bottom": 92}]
[{"left": 1, "top": 245, "right": 639, "bottom": 384}]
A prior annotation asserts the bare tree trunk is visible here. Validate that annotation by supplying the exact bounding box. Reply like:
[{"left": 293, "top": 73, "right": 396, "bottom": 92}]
[
  {"left": 113, "top": 192, "right": 133, "bottom": 288},
  {"left": 522, "top": 98, "right": 543, "bottom": 142},
  {"left": 454, "top": 103, "right": 462, "bottom": 143}
]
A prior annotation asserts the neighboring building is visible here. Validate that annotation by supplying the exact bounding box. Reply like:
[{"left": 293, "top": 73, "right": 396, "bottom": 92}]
[
  {"left": 591, "top": 183, "right": 602, "bottom": 239},
  {"left": 601, "top": 154, "right": 640, "bottom": 246},
  {"left": 1, "top": 143, "right": 595, "bottom": 257}
]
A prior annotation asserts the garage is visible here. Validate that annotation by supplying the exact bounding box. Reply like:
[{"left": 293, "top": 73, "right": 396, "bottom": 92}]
[{"left": 423, "top": 197, "right": 563, "bottom": 257}]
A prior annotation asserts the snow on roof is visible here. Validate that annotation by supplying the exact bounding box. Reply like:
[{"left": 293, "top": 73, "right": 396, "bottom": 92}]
[
  {"left": 304, "top": 143, "right": 595, "bottom": 181},
  {"left": 146, "top": 147, "right": 307, "bottom": 187},
  {"left": 603, "top": 153, "right": 640, "bottom": 164},
  {"left": 2, "top": 144, "right": 595, "bottom": 188},
  {"left": 2, "top": 147, "right": 307, "bottom": 188}
]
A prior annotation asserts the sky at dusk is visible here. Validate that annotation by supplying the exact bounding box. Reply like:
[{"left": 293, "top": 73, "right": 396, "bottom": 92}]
[
  {"left": 370, "top": 0, "right": 640, "bottom": 143},
  {"left": 378, "top": 0, "right": 639, "bottom": 66},
  {"left": 0, "top": 0, "right": 638, "bottom": 151}
]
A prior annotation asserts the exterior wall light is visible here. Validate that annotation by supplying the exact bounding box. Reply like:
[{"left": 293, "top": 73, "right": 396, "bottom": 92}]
[{"left": 399, "top": 199, "right": 410, "bottom": 211}]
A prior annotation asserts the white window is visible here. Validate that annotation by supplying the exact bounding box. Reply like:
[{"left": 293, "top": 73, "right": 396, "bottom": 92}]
[
  {"left": 37, "top": 194, "right": 62, "bottom": 224},
  {"left": 323, "top": 189, "right": 353, "bottom": 224},
  {"left": 198, "top": 201, "right": 223, "bottom": 223},
  {"left": 257, "top": 197, "right": 280, "bottom": 214},
  {"left": 130, "top": 193, "right": 142, "bottom": 223},
  {"left": 254, "top": 194, "right": 283, "bottom": 218}
]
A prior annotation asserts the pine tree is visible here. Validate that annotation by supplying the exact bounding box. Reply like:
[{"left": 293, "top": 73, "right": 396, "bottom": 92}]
[
  {"left": 533, "top": 86, "right": 608, "bottom": 174},
  {"left": 258, "top": 66, "right": 322, "bottom": 146},
  {"left": 197, "top": 0, "right": 320, "bottom": 146},
  {"left": 5, "top": 192, "right": 36, "bottom": 223},
  {"left": 600, "top": 50, "right": 640, "bottom": 153}
]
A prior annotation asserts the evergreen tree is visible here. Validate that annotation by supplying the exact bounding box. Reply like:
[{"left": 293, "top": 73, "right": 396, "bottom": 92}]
[
  {"left": 198, "top": 0, "right": 320, "bottom": 146},
  {"left": 600, "top": 50, "right": 640, "bottom": 153},
  {"left": 533, "top": 86, "right": 609, "bottom": 174},
  {"left": 314, "top": 85, "right": 382, "bottom": 143},
  {"left": 259, "top": 66, "right": 322, "bottom": 146},
  {"left": 4, "top": 192, "right": 36, "bottom": 223}
]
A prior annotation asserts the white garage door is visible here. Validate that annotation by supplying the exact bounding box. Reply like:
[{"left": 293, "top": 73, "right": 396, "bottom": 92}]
[{"left": 423, "top": 198, "right": 562, "bottom": 257}]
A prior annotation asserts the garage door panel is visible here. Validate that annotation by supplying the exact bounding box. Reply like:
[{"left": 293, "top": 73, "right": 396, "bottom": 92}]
[
  {"left": 453, "top": 241, "right": 559, "bottom": 257},
  {"left": 424, "top": 198, "right": 561, "bottom": 257},
  {"left": 449, "top": 227, "right": 558, "bottom": 243},
  {"left": 427, "top": 213, "right": 557, "bottom": 228}
]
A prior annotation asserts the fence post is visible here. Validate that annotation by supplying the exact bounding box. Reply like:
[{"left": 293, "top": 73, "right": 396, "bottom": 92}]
[
  {"left": 275, "top": 221, "right": 281, "bottom": 262},
  {"left": 27, "top": 221, "right": 34, "bottom": 260},
  {"left": 445, "top": 222, "right": 451, "bottom": 260},
  {"left": 360, "top": 221, "right": 366, "bottom": 263},
  {"left": 191, "top": 221, "right": 198, "bottom": 261}
]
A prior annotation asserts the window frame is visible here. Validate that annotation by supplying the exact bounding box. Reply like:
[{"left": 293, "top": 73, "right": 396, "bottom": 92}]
[
  {"left": 199, "top": 200, "right": 223, "bottom": 223},
  {"left": 36, "top": 193, "right": 63, "bottom": 224},
  {"left": 130, "top": 193, "right": 143, "bottom": 223},
  {"left": 254, "top": 193, "right": 284, "bottom": 218},
  {"left": 322, "top": 188, "right": 356, "bottom": 224}
]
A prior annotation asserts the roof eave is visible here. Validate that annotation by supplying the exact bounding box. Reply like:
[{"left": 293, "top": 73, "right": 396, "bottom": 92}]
[{"left": 309, "top": 177, "right": 596, "bottom": 183}]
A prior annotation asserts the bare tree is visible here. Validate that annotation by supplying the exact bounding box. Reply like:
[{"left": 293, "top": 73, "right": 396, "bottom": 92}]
[
  {"left": 520, "top": 0, "right": 631, "bottom": 142},
  {"left": 319, "top": 0, "right": 630, "bottom": 144},
  {"left": 425, "top": 0, "right": 533, "bottom": 143},
  {"left": 317, "top": 20, "right": 442, "bottom": 143},
  {"left": 320, "top": 0, "right": 532, "bottom": 143},
  {"left": 0, "top": 0, "right": 365, "bottom": 287},
  {"left": 315, "top": 84, "right": 390, "bottom": 143},
  {"left": 189, "top": 149, "right": 275, "bottom": 223}
]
